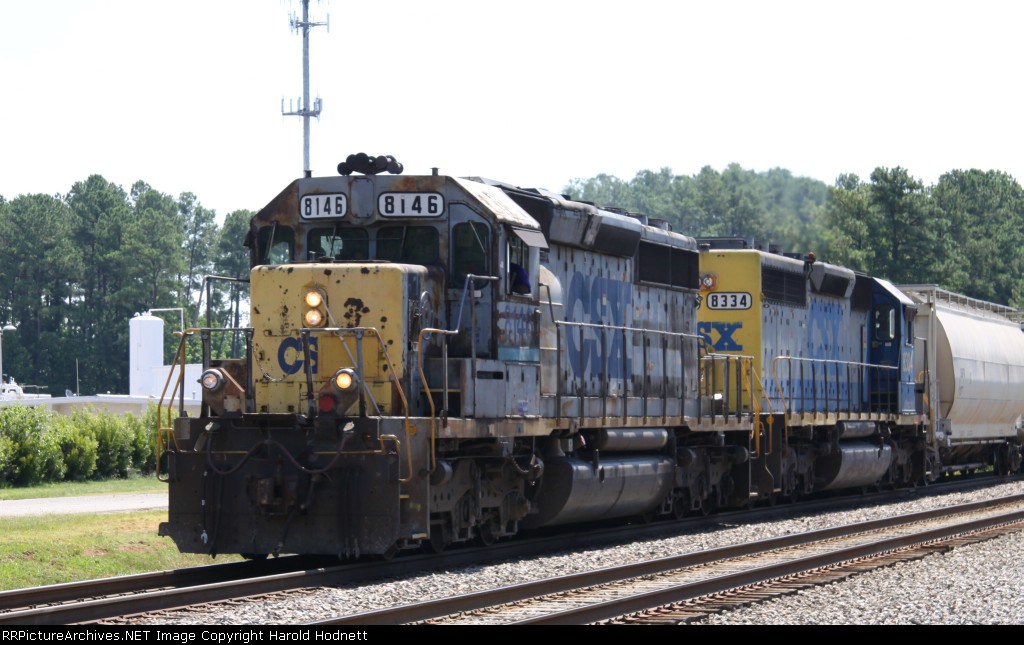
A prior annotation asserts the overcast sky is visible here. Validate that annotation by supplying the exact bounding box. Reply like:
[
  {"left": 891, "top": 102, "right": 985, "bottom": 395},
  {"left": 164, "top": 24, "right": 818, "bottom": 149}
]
[{"left": 2, "top": 0, "right": 1022, "bottom": 218}]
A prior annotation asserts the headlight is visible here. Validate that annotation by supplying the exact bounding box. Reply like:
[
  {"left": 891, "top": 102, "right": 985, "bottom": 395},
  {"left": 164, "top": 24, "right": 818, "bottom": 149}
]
[
  {"left": 333, "top": 368, "right": 357, "bottom": 391},
  {"left": 304, "top": 290, "right": 323, "bottom": 308},
  {"left": 200, "top": 369, "right": 225, "bottom": 392},
  {"left": 304, "top": 308, "right": 324, "bottom": 327}
]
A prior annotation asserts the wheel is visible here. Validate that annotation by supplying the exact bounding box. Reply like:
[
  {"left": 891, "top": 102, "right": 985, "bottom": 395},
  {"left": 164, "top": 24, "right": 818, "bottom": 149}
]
[
  {"left": 425, "top": 524, "right": 451, "bottom": 554},
  {"left": 672, "top": 495, "right": 688, "bottom": 519},
  {"left": 698, "top": 498, "right": 712, "bottom": 516},
  {"left": 477, "top": 522, "right": 497, "bottom": 546}
]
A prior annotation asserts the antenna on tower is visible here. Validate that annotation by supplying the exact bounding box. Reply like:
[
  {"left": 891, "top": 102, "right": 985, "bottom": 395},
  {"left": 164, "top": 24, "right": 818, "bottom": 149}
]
[{"left": 282, "top": 0, "right": 329, "bottom": 178}]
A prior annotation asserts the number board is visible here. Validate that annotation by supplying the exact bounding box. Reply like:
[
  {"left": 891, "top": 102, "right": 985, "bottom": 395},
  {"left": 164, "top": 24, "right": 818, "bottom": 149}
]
[
  {"left": 706, "top": 292, "right": 752, "bottom": 310},
  {"left": 300, "top": 193, "right": 348, "bottom": 218},
  {"left": 378, "top": 192, "right": 444, "bottom": 217}
]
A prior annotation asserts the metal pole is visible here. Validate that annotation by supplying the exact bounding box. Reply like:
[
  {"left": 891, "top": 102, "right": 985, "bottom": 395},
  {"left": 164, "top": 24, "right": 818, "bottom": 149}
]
[{"left": 301, "top": 0, "right": 311, "bottom": 175}]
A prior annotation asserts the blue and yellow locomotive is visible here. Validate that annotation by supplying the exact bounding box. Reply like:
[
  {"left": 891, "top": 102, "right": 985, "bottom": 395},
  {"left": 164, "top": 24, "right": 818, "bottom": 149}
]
[
  {"left": 698, "top": 239, "right": 1024, "bottom": 500},
  {"left": 157, "top": 158, "right": 1024, "bottom": 558}
]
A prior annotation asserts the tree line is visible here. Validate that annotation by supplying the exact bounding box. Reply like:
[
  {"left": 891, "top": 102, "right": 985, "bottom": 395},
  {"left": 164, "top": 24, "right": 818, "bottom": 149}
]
[
  {"left": 0, "top": 175, "right": 251, "bottom": 397},
  {"left": 567, "top": 164, "right": 1024, "bottom": 309},
  {"left": 3, "top": 165, "right": 1023, "bottom": 397}
]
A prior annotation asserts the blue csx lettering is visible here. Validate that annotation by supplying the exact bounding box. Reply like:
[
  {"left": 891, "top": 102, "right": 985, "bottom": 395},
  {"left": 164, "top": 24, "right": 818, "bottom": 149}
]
[
  {"left": 697, "top": 322, "right": 743, "bottom": 351},
  {"left": 565, "top": 272, "right": 632, "bottom": 377},
  {"left": 278, "top": 336, "right": 318, "bottom": 375}
]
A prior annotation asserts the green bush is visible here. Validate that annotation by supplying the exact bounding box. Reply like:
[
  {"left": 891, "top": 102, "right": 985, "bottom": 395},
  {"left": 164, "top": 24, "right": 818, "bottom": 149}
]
[
  {"left": 0, "top": 405, "right": 163, "bottom": 486},
  {"left": 0, "top": 434, "right": 16, "bottom": 485},
  {"left": 75, "top": 410, "right": 135, "bottom": 479},
  {"left": 0, "top": 406, "right": 65, "bottom": 486},
  {"left": 51, "top": 415, "right": 99, "bottom": 481},
  {"left": 126, "top": 408, "right": 158, "bottom": 475}
]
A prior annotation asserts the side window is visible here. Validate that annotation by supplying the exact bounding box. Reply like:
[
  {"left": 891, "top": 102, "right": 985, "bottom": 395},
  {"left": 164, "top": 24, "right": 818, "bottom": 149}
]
[
  {"left": 308, "top": 228, "right": 368, "bottom": 261},
  {"left": 256, "top": 224, "right": 294, "bottom": 265},
  {"left": 874, "top": 305, "right": 896, "bottom": 342},
  {"left": 452, "top": 222, "right": 489, "bottom": 287},
  {"left": 377, "top": 226, "right": 439, "bottom": 264},
  {"left": 507, "top": 233, "right": 530, "bottom": 295}
]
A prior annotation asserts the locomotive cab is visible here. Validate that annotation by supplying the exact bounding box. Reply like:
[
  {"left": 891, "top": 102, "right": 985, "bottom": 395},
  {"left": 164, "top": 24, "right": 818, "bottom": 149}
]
[
  {"left": 857, "top": 276, "right": 917, "bottom": 416},
  {"left": 160, "top": 170, "right": 569, "bottom": 557}
]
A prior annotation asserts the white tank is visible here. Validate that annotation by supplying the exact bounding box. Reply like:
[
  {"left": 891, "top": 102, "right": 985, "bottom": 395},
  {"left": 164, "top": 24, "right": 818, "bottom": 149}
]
[
  {"left": 905, "top": 286, "right": 1024, "bottom": 440},
  {"left": 129, "top": 314, "right": 165, "bottom": 397}
]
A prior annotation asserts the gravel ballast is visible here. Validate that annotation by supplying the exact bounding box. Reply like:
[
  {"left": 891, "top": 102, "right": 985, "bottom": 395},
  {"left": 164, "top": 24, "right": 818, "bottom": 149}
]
[{"left": 135, "top": 480, "right": 1024, "bottom": 625}]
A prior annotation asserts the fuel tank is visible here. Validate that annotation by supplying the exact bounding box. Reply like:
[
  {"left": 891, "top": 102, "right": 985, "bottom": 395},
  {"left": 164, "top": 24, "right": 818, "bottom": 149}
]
[
  {"left": 816, "top": 442, "right": 894, "bottom": 491},
  {"left": 522, "top": 455, "right": 675, "bottom": 528}
]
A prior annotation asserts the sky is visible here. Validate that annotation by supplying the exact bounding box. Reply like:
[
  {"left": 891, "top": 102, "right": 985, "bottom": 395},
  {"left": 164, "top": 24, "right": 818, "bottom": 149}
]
[{"left": 2, "top": 0, "right": 1023, "bottom": 218}]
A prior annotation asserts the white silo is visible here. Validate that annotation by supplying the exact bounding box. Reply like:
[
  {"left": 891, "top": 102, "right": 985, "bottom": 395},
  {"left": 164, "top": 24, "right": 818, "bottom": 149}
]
[{"left": 129, "top": 313, "right": 165, "bottom": 397}]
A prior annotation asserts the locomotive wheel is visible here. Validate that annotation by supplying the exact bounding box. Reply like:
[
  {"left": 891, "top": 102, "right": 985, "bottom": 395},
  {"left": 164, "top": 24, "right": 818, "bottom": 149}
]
[
  {"left": 672, "top": 496, "right": 688, "bottom": 520},
  {"left": 477, "top": 522, "right": 497, "bottom": 546},
  {"left": 426, "top": 524, "right": 452, "bottom": 554},
  {"left": 698, "top": 497, "right": 712, "bottom": 516}
]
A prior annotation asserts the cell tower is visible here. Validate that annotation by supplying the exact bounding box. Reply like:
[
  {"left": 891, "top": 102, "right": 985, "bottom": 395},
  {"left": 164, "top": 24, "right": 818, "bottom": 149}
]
[{"left": 282, "top": 0, "right": 328, "bottom": 178}]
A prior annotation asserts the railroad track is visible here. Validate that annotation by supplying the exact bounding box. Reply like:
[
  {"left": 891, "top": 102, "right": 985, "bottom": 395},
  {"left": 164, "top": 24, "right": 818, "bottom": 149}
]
[
  {"left": 0, "top": 476, "right": 1015, "bottom": 625},
  {"left": 311, "top": 494, "right": 1024, "bottom": 625}
]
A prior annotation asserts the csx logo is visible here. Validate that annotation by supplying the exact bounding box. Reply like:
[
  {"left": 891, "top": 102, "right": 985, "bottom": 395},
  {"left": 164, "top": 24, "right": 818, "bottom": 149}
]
[
  {"left": 278, "top": 337, "right": 319, "bottom": 375},
  {"left": 697, "top": 322, "right": 743, "bottom": 351}
]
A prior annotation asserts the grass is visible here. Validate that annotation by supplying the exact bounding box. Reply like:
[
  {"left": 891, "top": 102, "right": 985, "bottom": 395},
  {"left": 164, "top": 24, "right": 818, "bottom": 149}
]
[
  {"left": 0, "top": 476, "right": 241, "bottom": 591},
  {"left": 0, "top": 511, "right": 240, "bottom": 591},
  {"left": 0, "top": 474, "right": 166, "bottom": 500}
]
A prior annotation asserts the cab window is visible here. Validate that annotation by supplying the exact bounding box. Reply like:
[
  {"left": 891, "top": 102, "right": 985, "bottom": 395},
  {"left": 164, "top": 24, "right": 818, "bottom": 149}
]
[
  {"left": 308, "top": 227, "right": 369, "bottom": 261},
  {"left": 507, "top": 233, "right": 530, "bottom": 295},
  {"left": 377, "top": 225, "right": 439, "bottom": 264},
  {"left": 256, "top": 224, "right": 294, "bottom": 265},
  {"left": 874, "top": 305, "right": 896, "bottom": 342},
  {"left": 452, "top": 222, "right": 489, "bottom": 287}
]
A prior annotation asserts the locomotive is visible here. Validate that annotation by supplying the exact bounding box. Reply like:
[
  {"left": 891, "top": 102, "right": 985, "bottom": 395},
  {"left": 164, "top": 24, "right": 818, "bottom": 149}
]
[{"left": 156, "top": 156, "right": 1024, "bottom": 558}]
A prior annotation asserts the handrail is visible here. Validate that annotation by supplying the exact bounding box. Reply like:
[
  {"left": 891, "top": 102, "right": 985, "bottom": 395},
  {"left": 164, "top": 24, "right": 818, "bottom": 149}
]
[
  {"left": 554, "top": 320, "right": 704, "bottom": 425},
  {"left": 738, "top": 360, "right": 775, "bottom": 458},
  {"left": 156, "top": 324, "right": 415, "bottom": 485},
  {"left": 699, "top": 351, "right": 757, "bottom": 422},
  {"left": 417, "top": 327, "right": 456, "bottom": 473},
  {"left": 416, "top": 273, "right": 498, "bottom": 473},
  {"left": 155, "top": 334, "right": 189, "bottom": 480},
  {"left": 770, "top": 355, "right": 900, "bottom": 417},
  {"left": 156, "top": 327, "right": 254, "bottom": 479},
  {"left": 551, "top": 321, "right": 757, "bottom": 427},
  {"left": 299, "top": 326, "right": 413, "bottom": 484}
]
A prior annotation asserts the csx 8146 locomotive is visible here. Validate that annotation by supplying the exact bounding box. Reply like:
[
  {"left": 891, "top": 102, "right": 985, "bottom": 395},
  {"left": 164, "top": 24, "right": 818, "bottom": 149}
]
[{"left": 157, "top": 157, "right": 1024, "bottom": 558}]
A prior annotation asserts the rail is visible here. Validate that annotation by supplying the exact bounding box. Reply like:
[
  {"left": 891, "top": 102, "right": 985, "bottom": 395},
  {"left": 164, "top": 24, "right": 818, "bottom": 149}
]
[
  {"left": 416, "top": 273, "right": 499, "bottom": 472},
  {"left": 298, "top": 326, "right": 414, "bottom": 484},
  {"left": 552, "top": 320, "right": 757, "bottom": 426},
  {"left": 155, "top": 327, "right": 254, "bottom": 480},
  {"left": 156, "top": 324, "right": 413, "bottom": 486},
  {"left": 769, "top": 356, "right": 900, "bottom": 417},
  {"left": 898, "top": 283, "right": 1020, "bottom": 316}
]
